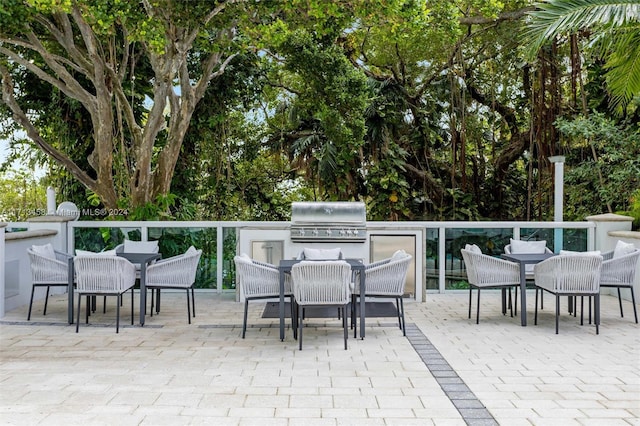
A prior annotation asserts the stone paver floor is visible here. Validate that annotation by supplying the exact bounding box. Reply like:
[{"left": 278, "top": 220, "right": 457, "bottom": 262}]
[{"left": 1, "top": 291, "right": 638, "bottom": 425}]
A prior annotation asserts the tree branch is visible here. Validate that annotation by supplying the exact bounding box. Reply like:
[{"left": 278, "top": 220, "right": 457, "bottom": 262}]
[
  {"left": 0, "top": 65, "right": 97, "bottom": 193},
  {"left": 459, "top": 6, "right": 535, "bottom": 26}
]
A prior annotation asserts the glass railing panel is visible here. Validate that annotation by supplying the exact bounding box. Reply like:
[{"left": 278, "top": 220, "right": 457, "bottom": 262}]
[
  {"left": 564, "top": 228, "right": 588, "bottom": 251},
  {"left": 222, "top": 227, "right": 237, "bottom": 290},
  {"left": 519, "top": 228, "right": 587, "bottom": 252},
  {"left": 74, "top": 226, "right": 140, "bottom": 252},
  {"left": 425, "top": 228, "right": 439, "bottom": 290},
  {"left": 518, "top": 228, "right": 553, "bottom": 251},
  {"left": 445, "top": 227, "right": 512, "bottom": 290},
  {"left": 148, "top": 226, "right": 217, "bottom": 289}
]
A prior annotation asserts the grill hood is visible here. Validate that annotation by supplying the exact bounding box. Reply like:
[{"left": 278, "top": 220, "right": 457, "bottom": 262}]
[{"left": 290, "top": 201, "right": 366, "bottom": 242}]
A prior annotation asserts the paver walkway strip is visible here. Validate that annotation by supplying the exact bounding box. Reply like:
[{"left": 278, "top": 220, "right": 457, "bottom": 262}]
[{"left": 404, "top": 323, "right": 498, "bottom": 426}]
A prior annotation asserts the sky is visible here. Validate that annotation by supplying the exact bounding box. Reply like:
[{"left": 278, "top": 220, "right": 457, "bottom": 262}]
[{"left": 1, "top": 137, "right": 46, "bottom": 179}]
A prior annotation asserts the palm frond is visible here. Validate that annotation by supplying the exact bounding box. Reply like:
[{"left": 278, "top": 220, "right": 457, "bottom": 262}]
[
  {"left": 317, "top": 142, "right": 338, "bottom": 181},
  {"left": 605, "top": 28, "right": 640, "bottom": 108},
  {"left": 523, "top": 0, "right": 640, "bottom": 58}
]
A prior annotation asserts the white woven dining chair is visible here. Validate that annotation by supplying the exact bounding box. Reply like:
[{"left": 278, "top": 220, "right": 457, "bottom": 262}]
[
  {"left": 74, "top": 255, "right": 137, "bottom": 333},
  {"left": 234, "top": 254, "right": 294, "bottom": 338},
  {"left": 534, "top": 254, "right": 603, "bottom": 334},
  {"left": 290, "top": 260, "right": 352, "bottom": 350},
  {"left": 461, "top": 246, "right": 520, "bottom": 324},
  {"left": 26, "top": 245, "right": 72, "bottom": 321},
  {"left": 504, "top": 241, "right": 553, "bottom": 276},
  {"left": 504, "top": 241, "right": 553, "bottom": 311},
  {"left": 145, "top": 246, "right": 202, "bottom": 324},
  {"left": 352, "top": 250, "right": 412, "bottom": 336},
  {"left": 600, "top": 248, "right": 640, "bottom": 323},
  {"left": 116, "top": 240, "right": 159, "bottom": 276}
]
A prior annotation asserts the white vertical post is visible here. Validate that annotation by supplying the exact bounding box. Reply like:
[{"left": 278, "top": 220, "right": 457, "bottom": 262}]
[
  {"left": 0, "top": 223, "right": 6, "bottom": 317},
  {"left": 438, "top": 227, "right": 446, "bottom": 293},
  {"left": 549, "top": 156, "right": 565, "bottom": 252},
  {"left": 46, "top": 187, "right": 56, "bottom": 215},
  {"left": 217, "top": 225, "right": 224, "bottom": 293}
]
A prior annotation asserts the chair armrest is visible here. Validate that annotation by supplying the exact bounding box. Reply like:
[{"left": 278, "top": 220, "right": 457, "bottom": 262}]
[
  {"left": 236, "top": 261, "right": 285, "bottom": 297},
  {"left": 365, "top": 258, "right": 391, "bottom": 271},
  {"left": 601, "top": 250, "right": 640, "bottom": 285},
  {"left": 470, "top": 255, "right": 519, "bottom": 286},
  {"left": 253, "top": 259, "right": 277, "bottom": 269},
  {"left": 601, "top": 251, "right": 614, "bottom": 261},
  {"left": 155, "top": 253, "right": 182, "bottom": 264},
  {"left": 364, "top": 258, "right": 410, "bottom": 295},
  {"left": 242, "top": 261, "right": 280, "bottom": 280},
  {"left": 29, "top": 253, "right": 69, "bottom": 283},
  {"left": 146, "top": 252, "right": 201, "bottom": 286},
  {"left": 535, "top": 256, "right": 602, "bottom": 293},
  {"left": 54, "top": 250, "right": 73, "bottom": 262}
]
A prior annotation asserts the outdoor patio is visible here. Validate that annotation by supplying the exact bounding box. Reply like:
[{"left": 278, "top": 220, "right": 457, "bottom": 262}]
[{"left": 1, "top": 290, "right": 638, "bottom": 425}]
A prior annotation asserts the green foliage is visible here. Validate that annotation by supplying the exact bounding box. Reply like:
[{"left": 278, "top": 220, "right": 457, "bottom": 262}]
[
  {"left": 2, "top": 0, "right": 637, "bottom": 224},
  {"left": 270, "top": 28, "right": 370, "bottom": 199},
  {"left": 0, "top": 171, "right": 47, "bottom": 221},
  {"left": 364, "top": 142, "right": 413, "bottom": 221},
  {"left": 629, "top": 189, "right": 640, "bottom": 229},
  {"left": 126, "top": 193, "right": 178, "bottom": 221},
  {"left": 449, "top": 280, "right": 470, "bottom": 290},
  {"left": 556, "top": 113, "right": 640, "bottom": 222},
  {"left": 524, "top": 0, "right": 640, "bottom": 110},
  {"left": 152, "top": 227, "right": 217, "bottom": 289},
  {"left": 74, "top": 227, "right": 128, "bottom": 253}
]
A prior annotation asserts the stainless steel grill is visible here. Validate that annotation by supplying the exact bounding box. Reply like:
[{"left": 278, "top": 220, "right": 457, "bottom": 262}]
[{"left": 290, "top": 201, "right": 366, "bottom": 243}]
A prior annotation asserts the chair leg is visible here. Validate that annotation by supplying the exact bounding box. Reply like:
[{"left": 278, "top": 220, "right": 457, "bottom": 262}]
[
  {"left": 76, "top": 293, "right": 82, "bottom": 333},
  {"left": 186, "top": 289, "right": 191, "bottom": 324},
  {"left": 350, "top": 294, "right": 356, "bottom": 330},
  {"left": 353, "top": 296, "right": 357, "bottom": 338},
  {"left": 476, "top": 289, "right": 481, "bottom": 324},
  {"left": 580, "top": 296, "right": 584, "bottom": 326},
  {"left": 43, "top": 286, "right": 50, "bottom": 316},
  {"left": 514, "top": 286, "right": 517, "bottom": 315},
  {"left": 85, "top": 296, "right": 90, "bottom": 324},
  {"left": 150, "top": 289, "right": 155, "bottom": 317},
  {"left": 291, "top": 298, "right": 298, "bottom": 340},
  {"left": 103, "top": 296, "right": 107, "bottom": 314},
  {"left": 398, "top": 297, "right": 406, "bottom": 336},
  {"left": 630, "top": 287, "right": 638, "bottom": 324},
  {"left": 116, "top": 294, "right": 121, "bottom": 333},
  {"left": 349, "top": 297, "right": 357, "bottom": 339},
  {"left": 298, "top": 304, "right": 304, "bottom": 351},
  {"left": 27, "top": 285, "right": 36, "bottom": 321},
  {"left": 595, "top": 294, "right": 600, "bottom": 334},
  {"left": 540, "top": 290, "right": 543, "bottom": 310},
  {"left": 507, "top": 288, "right": 512, "bottom": 317},
  {"left": 242, "top": 299, "right": 249, "bottom": 338},
  {"left": 396, "top": 297, "right": 402, "bottom": 329},
  {"left": 352, "top": 301, "right": 357, "bottom": 339},
  {"left": 617, "top": 288, "right": 624, "bottom": 318},
  {"left": 343, "top": 306, "right": 348, "bottom": 350},
  {"left": 468, "top": 287, "right": 472, "bottom": 319},
  {"left": 534, "top": 288, "right": 539, "bottom": 325},
  {"left": 131, "top": 289, "right": 135, "bottom": 325},
  {"left": 555, "top": 295, "right": 560, "bottom": 334},
  {"left": 191, "top": 288, "right": 196, "bottom": 318}
]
